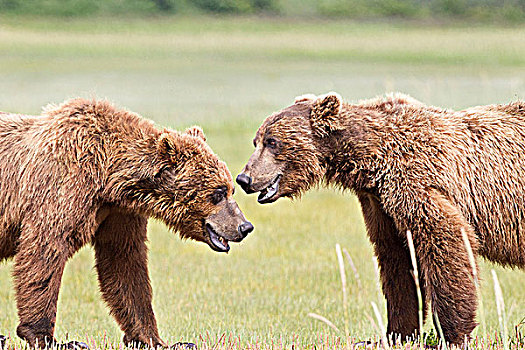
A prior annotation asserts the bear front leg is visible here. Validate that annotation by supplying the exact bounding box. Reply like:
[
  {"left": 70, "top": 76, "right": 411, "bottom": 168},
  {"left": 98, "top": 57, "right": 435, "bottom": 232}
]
[
  {"left": 390, "top": 188, "right": 478, "bottom": 346},
  {"left": 94, "top": 213, "right": 164, "bottom": 348},
  {"left": 13, "top": 234, "right": 68, "bottom": 347},
  {"left": 358, "top": 193, "right": 427, "bottom": 343}
]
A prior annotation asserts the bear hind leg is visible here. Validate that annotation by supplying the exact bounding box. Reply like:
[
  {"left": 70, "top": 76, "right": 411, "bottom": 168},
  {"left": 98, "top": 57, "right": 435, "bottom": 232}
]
[{"left": 14, "top": 239, "right": 68, "bottom": 347}]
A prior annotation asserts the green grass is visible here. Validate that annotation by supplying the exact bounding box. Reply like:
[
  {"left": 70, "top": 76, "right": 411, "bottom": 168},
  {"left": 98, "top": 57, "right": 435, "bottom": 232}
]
[{"left": 0, "top": 16, "right": 524, "bottom": 349}]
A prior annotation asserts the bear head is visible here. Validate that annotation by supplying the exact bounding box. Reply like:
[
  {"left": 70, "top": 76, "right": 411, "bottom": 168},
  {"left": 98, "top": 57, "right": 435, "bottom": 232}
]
[
  {"left": 236, "top": 92, "right": 343, "bottom": 203},
  {"left": 115, "top": 126, "right": 253, "bottom": 252}
]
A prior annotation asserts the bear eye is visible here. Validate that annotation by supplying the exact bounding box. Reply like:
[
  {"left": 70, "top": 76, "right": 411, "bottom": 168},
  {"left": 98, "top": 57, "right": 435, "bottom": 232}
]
[
  {"left": 210, "top": 186, "right": 227, "bottom": 205},
  {"left": 265, "top": 137, "right": 277, "bottom": 149},
  {"left": 154, "top": 164, "right": 171, "bottom": 179}
]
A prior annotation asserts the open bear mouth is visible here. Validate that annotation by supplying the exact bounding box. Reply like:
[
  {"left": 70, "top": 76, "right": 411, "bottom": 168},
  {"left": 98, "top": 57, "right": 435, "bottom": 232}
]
[
  {"left": 206, "top": 223, "right": 230, "bottom": 253},
  {"left": 257, "top": 174, "right": 282, "bottom": 204}
]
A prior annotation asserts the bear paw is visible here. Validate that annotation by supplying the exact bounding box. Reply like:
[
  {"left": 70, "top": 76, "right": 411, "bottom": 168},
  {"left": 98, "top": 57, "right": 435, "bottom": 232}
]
[
  {"left": 354, "top": 340, "right": 437, "bottom": 349},
  {"left": 354, "top": 340, "right": 375, "bottom": 348},
  {"left": 60, "top": 341, "right": 90, "bottom": 350},
  {"left": 169, "top": 342, "right": 197, "bottom": 350}
]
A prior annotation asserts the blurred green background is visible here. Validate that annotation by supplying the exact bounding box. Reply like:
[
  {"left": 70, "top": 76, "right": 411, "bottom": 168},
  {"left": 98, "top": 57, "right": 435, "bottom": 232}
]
[
  {"left": 0, "top": 0, "right": 524, "bottom": 22},
  {"left": 0, "top": 1, "right": 524, "bottom": 348}
]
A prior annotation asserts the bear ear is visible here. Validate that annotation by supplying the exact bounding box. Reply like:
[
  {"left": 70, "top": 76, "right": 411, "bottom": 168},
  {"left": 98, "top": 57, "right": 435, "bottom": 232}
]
[
  {"left": 310, "top": 92, "right": 344, "bottom": 137},
  {"left": 157, "top": 131, "right": 190, "bottom": 162},
  {"left": 294, "top": 93, "right": 317, "bottom": 103},
  {"left": 184, "top": 125, "right": 206, "bottom": 142},
  {"left": 158, "top": 132, "right": 176, "bottom": 160}
]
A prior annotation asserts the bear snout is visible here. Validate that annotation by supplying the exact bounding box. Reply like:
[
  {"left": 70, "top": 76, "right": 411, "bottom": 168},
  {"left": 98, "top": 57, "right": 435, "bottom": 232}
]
[
  {"left": 236, "top": 173, "right": 253, "bottom": 193},
  {"left": 238, "top": 221, "right": 254, "bottom": 238}
]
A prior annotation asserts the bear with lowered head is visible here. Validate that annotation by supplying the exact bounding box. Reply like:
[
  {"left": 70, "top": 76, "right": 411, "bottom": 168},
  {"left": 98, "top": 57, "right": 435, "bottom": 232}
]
[{"left": 0, "top": 98, "right": 253, "bottom": 349}]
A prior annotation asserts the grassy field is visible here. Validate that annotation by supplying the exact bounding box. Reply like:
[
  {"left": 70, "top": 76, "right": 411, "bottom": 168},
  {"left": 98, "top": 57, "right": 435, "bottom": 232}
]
[{"left": 0, "top": 16, "right": 524, "bottom": 349}]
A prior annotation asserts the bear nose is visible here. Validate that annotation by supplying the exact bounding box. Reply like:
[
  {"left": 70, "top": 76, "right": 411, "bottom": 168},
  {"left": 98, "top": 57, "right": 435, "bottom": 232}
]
[
  {"left": 236, "top": 173, "right": 252, "bottom": 193},
  {"left": 238, "top": 221, "right": 254, "bottom": 238}
]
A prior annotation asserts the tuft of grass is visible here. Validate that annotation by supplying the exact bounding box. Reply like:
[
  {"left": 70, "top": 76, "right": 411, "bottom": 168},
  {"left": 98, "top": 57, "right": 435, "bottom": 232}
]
[
  {"left": 492, "top": 270, "right": 509, "bottom": 350},
  {"left": 462, "top": 228, "right": 487, "bottom": 336},
  {"left": 335, "top": 244, "right": 350, "bottom": 339},
  {"left": 370, "top": 301, "right": 389, "bottom": 350},
  {"left": 307, "top": 313, "right": 340, "bottom": 334},
  {"left": 342, "top": 248, "right": 362, "bottom": 298},
  {"left": 406, "top": 231, "right": 423, "bottom": 343}
]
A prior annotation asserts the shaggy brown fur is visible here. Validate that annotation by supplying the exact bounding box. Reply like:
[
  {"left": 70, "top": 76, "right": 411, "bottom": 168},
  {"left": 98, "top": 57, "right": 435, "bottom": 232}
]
[
  {"left": 237, "top": 92, "right": 525, "bottom": 345},
  {"left": 0, "top": 98, "right": 252, "bottom": 348}
]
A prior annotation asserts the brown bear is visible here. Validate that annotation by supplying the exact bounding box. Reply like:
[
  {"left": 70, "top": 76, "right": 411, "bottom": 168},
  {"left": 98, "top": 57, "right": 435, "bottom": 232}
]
[
  {"left": 236, "top": 92, "right": 525, "bottom": 346},
  {"left": 0, "top": 98, "right": 253, "bottom": 349}
]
